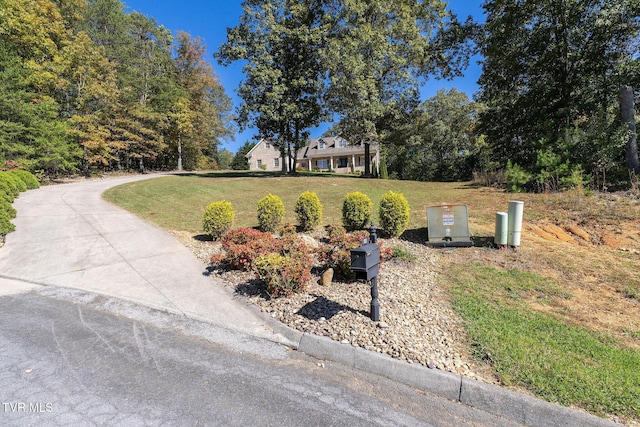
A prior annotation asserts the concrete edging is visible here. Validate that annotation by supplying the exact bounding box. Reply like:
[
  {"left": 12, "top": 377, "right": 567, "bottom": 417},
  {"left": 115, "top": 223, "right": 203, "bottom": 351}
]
[{"left": 240, "top": 294, "right": 621, "bottom": 427}]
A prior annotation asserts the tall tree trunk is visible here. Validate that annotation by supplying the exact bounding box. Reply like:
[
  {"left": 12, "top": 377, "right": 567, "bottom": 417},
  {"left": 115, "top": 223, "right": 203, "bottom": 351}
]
[
  {"left": 177, "top": 134, "right": 183, "bottom": 171},
  {"left": 620, "top": 85, "right": 639, "bottom": 174}
]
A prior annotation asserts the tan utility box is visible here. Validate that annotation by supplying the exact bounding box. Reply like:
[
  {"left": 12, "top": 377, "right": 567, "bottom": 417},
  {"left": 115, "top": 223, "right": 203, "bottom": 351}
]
[{"left": 426, "top": 205, "right": 473, "bottom": 247}]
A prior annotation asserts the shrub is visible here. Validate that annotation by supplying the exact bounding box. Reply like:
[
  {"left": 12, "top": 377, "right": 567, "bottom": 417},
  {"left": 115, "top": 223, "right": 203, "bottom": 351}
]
[
  {"left": 0, "top": 209, "right": 15, "bottom": 236},
  {"left": 0, "top": 198, "right": 16, "bottom": 219},
  {"left": 221, "top": 228, "right": 281, "bottom": 270},
  {"left": 342, "top": 191, "right": 372, "bottom": 231},
  {"left": 254, "top": 248, "right": 312, "bottom": 297},
  {"left": 320, "top": 226, "right": 369, "bottom": 280},
  {"left": 505, "top": 160, "right": 531, "bottom": 193},
  {"left": 0, "top": 188, "right": 14, "bottom": 204},
  {"left": 202, "top": 200, "right": 235, "bottom": 240},
  {"left": 8, "top": 170, "right": 39, "bottom": 190},
  {"left": 0, "top": 173, "right": 19, "bottom": 198},
  {"left": 257, "top": 193, "right": 285, "bottom": 233},
  {"left": 378, "top": 191, "right": 410, "bottom": 237},
  {"left": 295, "top": 191, "right": 322, "bottom": 232},
  {"left": 2, "top": 171, "right": 26, "bottom": 192}
]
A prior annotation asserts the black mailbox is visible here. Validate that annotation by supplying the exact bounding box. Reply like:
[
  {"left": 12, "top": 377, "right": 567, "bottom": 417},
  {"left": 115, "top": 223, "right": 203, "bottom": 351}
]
[{"left": 350, "top": 243, "right": 380, "bottom": 281}]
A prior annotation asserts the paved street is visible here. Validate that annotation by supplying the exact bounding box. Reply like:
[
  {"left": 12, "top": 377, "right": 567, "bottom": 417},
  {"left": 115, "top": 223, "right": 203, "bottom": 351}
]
[{"left": 0, "top": 287, "right": 518, "bottom": 426}]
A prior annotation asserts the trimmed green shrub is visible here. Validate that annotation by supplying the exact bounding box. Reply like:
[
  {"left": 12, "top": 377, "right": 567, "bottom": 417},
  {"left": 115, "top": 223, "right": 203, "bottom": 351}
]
[
  {"left": 295, "top": 191, "right": 322, "bottom": 232},
  {"left": 0, "top": 209, "right": 15, "bottom": 236},
  {"left": 202, "top": 200, "right": 235, "bottom": 240},
  {"left": 0, "top": 188, "right": 14, "bottom": 204},
  {"left": 9, "top": 170, "right": 40, "bottom": 190},
  {"left": 3, "top": 171, "right": 26, "bottom": 192},
  {"left": 342, "top": 191, "right": 372, "bottom": 231},
  {"left": 378, "top": 191, "right": 410, "bottom": 237},
  {"left": 257, "top": 193, "right": 285, "bottom": 233},
  {"left": 0, "top": 198, "right": 16, "bottom": 219},
  {"left": 0, "top": 173, "right": 19, "bottom": 198}
]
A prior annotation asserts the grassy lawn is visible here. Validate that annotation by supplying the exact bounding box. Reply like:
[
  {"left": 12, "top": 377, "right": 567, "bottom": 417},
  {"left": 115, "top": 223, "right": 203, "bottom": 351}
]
[{"left": 104, "top": 170, "right": 640, "bottom": 423}]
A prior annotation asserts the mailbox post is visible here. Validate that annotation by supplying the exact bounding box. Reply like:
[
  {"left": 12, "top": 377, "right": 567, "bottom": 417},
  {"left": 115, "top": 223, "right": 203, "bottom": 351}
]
[{"left": 350, "top": 223, "right": 381, "bottom": 321}]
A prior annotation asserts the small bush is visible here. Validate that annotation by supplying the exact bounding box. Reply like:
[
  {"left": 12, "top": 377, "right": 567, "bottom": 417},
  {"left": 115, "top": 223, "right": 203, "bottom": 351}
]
[
  {"left": 0, "top": 188, "right": 14, "bottom": 204},
  {"left": 391, "top": 247, "right": 415, "bottom": 262},
  {"left": 505, "top": 160, "right": 531, "bottom": 193},
  {"left": 320, "top": 226, "right": 369, "bottom": 280},
  {"left": 202, "top": 200, "right": 235, "bottom": 240},
  {"left": 295, "top": 191, "right": 322, "bottom": 232},
  {"left": 342, "top": 191, "right": 372, "bottom": 231},
  {"left": 3, "top": 171, "right": 27, "bottom": 193},
  {"left": 222, "top": 228, "right": 281, "bottom": 270},
  {"left": 378, "top": 191, "right": 410, "bottom": 237},
  {"left": 0, "top": 173, "right": 20, "bottom": 198},
  {"left": 9, "top": 170, "right": 39, "bottom": 190},
  {"left": 0, "top": 198, "right": 16, "bottom": 219},
  {"left": 257, "top": 193, "right": 285, "bottom": 233},
  {"left": 0, "top": 209, "right": 15, "bottom": 235},
  {"left": 254, "top": 247, "right": 312, "bottom": 297}
]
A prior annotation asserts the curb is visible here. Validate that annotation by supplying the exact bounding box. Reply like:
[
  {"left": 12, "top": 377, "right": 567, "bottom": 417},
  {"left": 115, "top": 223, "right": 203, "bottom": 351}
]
[{"left": 239, "top": 292, "right": 622, "bottom": 427}]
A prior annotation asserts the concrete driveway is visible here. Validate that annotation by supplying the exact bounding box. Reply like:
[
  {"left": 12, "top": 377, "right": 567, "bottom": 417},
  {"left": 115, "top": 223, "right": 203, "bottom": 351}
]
[{"left": 0, "top": 174, "right": 289, "bottom": 344}]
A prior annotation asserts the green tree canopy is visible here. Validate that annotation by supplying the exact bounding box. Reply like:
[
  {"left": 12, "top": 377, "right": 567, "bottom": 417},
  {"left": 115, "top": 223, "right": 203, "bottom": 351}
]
[
  {"left": 478, "top": 0, "right": 640, "bottom": 188},
  {"left": 216, "top": 0, "right": 327, "bottom": 174}
]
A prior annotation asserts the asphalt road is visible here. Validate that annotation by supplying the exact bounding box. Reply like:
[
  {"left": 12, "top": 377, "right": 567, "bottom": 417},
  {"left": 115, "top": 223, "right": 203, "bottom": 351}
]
[{"left": 0, "top": 287, "right": 520, "bottom": 427}]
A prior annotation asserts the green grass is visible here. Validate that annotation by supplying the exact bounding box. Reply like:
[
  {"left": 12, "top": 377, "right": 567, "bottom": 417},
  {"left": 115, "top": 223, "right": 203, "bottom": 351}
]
[
  {"left": 104, "top": 171, "right": 640, "bottom": 422},
  {"left": 103, "top": 171, "right": 481, "bottom": 235},
  {"left": 448, "top": 262, "right": 640, "bottom": 420}
]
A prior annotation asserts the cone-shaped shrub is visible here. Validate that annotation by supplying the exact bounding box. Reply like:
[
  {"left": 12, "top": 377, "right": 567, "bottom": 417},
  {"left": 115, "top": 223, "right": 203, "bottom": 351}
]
[
  {"left": 342, "top": 191, "right": 372, "bottom": 231},
  {"left": 257, "top": 193, "right": 285, "bottom": 233},
  {"left": 379, "top": 191, "right": 410, "bottom": 237},
  {"left": 295, "top": 191, "right": 322, "bottom": 232},
  {"left": 202, "top": 200, "right": 235, "bottom": 240}
]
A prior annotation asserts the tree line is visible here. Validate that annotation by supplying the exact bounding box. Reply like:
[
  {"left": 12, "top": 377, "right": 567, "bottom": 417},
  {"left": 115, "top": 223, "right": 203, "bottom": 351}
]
[
  {"left": 218, "top": 0, "right": 639, "bottom": 190},
  {"left": 0, "top": 0, "right": 233, "bottom": 177}
]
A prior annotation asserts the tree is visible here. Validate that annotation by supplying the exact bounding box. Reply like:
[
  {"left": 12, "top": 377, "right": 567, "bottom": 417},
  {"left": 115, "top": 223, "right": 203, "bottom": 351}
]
[
  {"left": 478, "top": 0, "right": 640, "bottom": 186},
  {"left": 323, "top": 0, "right": 473, "bottom": 176},
  {"left": 175, "top": 31, "right": 233, "bottom": 170},
  {"left": 386, "top": 89, "right": 483, "bottom": 181},
  {"left": 216, "top": 0, "right": 326, "bottom": 174},
  {"left": 620, "top": 85, "right": 639, "bottom": 174},
  {"left": 231, "top": 141, "right": 255, "bottom": 170},
  {"left": 215, "top": 148, "right": 233, "bottom": 170}
]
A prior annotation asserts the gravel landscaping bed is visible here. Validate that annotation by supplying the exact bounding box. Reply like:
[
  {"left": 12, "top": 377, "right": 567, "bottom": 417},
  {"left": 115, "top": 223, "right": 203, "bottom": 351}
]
[{"left": 173, "top": 230, "right": 495, "bottom": 383}]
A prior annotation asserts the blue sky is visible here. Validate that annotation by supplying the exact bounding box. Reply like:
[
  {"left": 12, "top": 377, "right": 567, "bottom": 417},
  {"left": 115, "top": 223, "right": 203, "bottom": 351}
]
[{"left": 122, "top": 0, "right": 486, "bottom": 153}]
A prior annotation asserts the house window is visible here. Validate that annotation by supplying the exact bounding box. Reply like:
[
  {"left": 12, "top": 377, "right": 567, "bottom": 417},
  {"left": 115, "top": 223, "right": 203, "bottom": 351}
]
[
  {"left": 338, "top": 139, "right": 347, "bottom": 148},
  {"left": 338, "top": 157, "right": 348, "bottom": 168},
  {"left": 357, "top": 156, "right": 365, "bottom": 166},
  {"left": 265, "top": 142, "right": 271, "bottom": 149},
  {"left": 274, "top": 158, "right": 279, "bottom": 168},
  {"left": 257, "top": 159, "right": 262, "bottom": 168},
  {"left": 318, "top": 140, "right": 325, "bottom": 149},
  {"left": 316, "top": 159, "right": 328, "bottom": 169}
]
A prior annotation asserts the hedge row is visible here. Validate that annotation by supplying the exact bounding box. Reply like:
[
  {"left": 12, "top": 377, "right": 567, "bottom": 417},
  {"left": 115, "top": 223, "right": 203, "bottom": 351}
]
[
  {"left": 202, "top": 190, "right": 410, "bottom": 239},
  {"left": 0, "top": 170, "right": 40, "bottom": 237}
]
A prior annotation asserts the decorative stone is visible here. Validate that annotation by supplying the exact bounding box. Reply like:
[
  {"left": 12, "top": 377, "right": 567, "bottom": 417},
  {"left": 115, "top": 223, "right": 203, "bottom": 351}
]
[{"left": 319, "top": 268, "right": 334, "bottom": 286}]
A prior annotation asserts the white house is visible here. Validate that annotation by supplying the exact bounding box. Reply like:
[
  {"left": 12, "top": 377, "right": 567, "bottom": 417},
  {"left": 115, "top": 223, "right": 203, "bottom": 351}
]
[{"left": 246, "top": 137, "right": 379, "bottom": 174}]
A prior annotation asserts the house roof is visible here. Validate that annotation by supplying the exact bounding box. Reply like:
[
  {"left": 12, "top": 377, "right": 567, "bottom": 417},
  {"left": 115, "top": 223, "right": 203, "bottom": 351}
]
[
  {"left": 300, "top": 136, "right": 378, "bottom": 159},
  {"left": 245, "top": 137, "right": 379, "bottom": 160}
]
